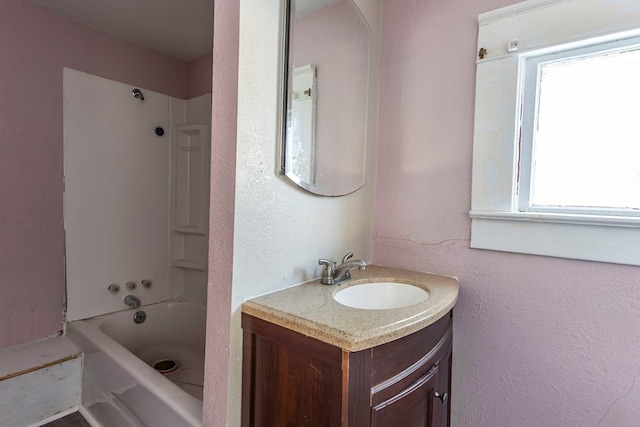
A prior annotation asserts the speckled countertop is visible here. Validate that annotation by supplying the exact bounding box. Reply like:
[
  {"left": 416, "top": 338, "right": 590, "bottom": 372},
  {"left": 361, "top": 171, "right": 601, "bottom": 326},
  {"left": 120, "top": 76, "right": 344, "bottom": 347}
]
[{"left": 242, "top": 265, "right": 459, "bottom": 352}]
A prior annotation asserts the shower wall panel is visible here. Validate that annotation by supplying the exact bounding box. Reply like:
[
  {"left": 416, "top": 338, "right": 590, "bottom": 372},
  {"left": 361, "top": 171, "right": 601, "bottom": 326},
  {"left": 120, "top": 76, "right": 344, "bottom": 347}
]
[
  {"left": 63, "top": 68, "right": 172, "bottom": 321},
  {"left": 170, "top": 94, "right": 212, "bottom": 304}
]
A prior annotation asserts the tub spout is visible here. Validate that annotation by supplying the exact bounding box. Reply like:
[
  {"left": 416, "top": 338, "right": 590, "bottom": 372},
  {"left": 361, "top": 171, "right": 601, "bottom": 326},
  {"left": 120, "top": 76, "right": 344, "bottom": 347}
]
[{"left": 124, "top": 295, "right": 141, "bottom": 309}]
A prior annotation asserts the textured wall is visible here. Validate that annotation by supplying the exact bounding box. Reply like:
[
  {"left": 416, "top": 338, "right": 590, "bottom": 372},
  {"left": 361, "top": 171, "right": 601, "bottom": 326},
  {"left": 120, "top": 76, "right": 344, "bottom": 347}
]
[
  {"left": 0, "top": 0, "right": 189, "bottom": 349},
  {"left": 221, "top": 0, "right": 380, "bottom": 424},
  {"left": 202, "top": 0, "right": 238, "bottom": 424},
  {"left": 375, "top": 0, "right": 640, "bottom": 425}
]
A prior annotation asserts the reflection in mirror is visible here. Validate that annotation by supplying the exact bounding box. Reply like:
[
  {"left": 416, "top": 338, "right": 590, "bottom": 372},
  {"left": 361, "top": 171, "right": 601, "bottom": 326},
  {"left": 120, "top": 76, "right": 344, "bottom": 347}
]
[{"left": 281, "top": 0, "right": 371, "bottom": 196}]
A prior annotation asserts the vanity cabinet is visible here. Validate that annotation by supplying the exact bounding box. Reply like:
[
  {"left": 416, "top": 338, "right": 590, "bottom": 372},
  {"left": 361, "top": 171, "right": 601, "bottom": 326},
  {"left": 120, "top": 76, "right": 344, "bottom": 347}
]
[{"left": 241, "top": 311, "right": 452, "bottom": 427}]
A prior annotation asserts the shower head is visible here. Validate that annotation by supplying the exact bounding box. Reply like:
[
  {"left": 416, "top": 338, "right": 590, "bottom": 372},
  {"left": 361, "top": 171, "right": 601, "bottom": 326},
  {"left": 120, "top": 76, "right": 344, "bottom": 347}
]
[{"left": 132, "top": 88, "right": 145, "bottom": 101}]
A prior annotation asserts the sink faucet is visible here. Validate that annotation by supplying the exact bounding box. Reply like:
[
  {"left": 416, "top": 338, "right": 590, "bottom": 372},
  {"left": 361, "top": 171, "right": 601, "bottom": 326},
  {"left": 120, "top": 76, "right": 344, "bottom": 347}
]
[
  {"left": 318, "top": 252, "right": 367, "bottom": 285},
  {"left": 123, "top": 295, "right": 141, "bottom": 309}
]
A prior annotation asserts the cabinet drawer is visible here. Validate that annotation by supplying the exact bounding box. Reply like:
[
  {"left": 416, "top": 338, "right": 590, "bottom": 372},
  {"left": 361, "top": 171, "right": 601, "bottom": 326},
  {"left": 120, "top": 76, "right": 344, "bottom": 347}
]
[
  {"left": 371, "top": 363, "right": 439, "bottom": 427},
  {"left": 371, "top": 318, "right": 451, "bottom": 406},
  {"left": 370, "top": 313, "right": 451, "bottom": 389}
]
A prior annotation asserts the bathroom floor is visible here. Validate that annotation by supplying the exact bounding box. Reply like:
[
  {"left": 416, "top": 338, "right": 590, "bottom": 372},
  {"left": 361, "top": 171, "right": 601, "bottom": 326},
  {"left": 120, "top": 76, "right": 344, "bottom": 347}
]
[{"left": 43, "top": 411, "right": 90, "bottom": 427}]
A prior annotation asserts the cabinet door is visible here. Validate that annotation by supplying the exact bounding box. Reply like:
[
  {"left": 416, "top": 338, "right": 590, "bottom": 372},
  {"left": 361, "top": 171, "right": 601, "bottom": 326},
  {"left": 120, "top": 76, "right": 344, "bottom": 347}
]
[
  {"left": 242, "top": 316, "right": 344, "bottom": 427},
  {"left": 371, "top": 365, "right": 439, "bottom": 427},
  {"left": 434, "top": 350, "right": 452, "bottom": 427}
]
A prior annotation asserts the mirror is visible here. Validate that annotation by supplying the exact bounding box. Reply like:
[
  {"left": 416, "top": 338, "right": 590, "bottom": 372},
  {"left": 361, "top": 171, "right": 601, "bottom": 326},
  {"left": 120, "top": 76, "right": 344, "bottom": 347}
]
[{"left": 281, "top": 0, "right": 371, "bottom": 196}]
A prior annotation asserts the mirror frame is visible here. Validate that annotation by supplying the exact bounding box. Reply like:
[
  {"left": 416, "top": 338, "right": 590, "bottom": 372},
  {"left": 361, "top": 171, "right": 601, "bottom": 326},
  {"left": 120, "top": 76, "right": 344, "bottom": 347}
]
[{"left": 279, "top": 0, "right": 293, "bottom": 178}]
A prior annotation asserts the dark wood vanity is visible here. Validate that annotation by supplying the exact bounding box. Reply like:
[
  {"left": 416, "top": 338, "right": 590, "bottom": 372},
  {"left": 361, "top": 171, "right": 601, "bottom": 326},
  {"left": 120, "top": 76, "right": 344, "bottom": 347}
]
[{"left": 241, "top": 311, "right": 452, "bottom": 426}]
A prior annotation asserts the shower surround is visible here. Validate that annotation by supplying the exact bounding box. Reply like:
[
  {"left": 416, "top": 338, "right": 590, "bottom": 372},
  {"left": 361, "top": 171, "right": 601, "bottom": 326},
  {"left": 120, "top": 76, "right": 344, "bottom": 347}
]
[
  {"left": 63, "top": 68, "right": 210, "bottom": 321},
  {"left": 63, "top": 68, "right": 210, "bottom": 425}
]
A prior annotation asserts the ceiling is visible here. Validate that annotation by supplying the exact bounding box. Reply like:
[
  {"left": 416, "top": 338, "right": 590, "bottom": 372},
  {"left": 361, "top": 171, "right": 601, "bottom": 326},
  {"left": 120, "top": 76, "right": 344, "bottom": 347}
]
[
  {"left": 27, "top": 0, "right": 213, "bottom": 61},
  {"left": 25, "top": 0, "right": 344, "bottom": 61}
]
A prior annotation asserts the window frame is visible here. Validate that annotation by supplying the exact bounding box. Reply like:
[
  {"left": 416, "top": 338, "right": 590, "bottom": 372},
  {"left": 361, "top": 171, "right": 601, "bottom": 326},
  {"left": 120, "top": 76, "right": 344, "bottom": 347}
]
[{"left": 470, "top": 0, "right": 640, "bottom": 266}]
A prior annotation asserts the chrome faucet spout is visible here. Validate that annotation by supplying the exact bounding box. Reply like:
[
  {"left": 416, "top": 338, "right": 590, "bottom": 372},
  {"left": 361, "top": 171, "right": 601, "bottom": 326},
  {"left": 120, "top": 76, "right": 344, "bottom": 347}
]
[
  {"left": 333, "top": 259, "right": 367, "bottom": 283},
  {"left": 318, "top": 252, "right": 367, "bottom": 285},
  {"left": 124, "top": 295, "right": 141, "bottom": 309}
]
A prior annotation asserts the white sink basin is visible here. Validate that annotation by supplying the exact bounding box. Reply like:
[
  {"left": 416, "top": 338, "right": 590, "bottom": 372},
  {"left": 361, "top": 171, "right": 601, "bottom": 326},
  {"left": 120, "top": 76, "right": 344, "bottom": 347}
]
[{"left": 333, "top": 282, "right": 429, "bottom": 310}]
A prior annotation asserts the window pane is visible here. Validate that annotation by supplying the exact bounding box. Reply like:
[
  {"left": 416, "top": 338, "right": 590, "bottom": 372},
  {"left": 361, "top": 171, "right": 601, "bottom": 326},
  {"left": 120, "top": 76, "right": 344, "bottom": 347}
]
[{"left": 532, "top": 47, "right": 640, "bottom": 211}]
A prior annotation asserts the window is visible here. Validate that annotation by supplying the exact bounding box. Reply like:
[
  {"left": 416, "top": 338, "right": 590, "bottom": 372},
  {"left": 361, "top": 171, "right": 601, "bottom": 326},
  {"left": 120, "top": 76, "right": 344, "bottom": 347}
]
[
  {"left": 470, "top": 0, "right": 640, "bottom": 266},
  {"left": 521, "top": 39, "right": 640, "bottom": 215}
]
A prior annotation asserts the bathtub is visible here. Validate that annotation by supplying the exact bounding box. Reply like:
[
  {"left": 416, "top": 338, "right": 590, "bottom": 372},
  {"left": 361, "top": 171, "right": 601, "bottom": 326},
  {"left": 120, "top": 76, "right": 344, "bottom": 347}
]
[{"left": 66, "top": 299, "right": 205, "bottom": 427}]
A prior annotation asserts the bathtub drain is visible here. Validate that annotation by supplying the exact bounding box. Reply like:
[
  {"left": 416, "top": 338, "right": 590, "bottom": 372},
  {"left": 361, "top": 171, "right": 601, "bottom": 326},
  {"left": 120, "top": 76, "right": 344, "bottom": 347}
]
[{"left": 153, "top": 359, "right": 179, "bottom": 374}]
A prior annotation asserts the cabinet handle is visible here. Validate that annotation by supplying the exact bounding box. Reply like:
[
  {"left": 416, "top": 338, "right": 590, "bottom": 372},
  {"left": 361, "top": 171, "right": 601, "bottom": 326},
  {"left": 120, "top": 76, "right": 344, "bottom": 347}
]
[{"left": 434, "top": 391, "right": 448, "bottom": 405}]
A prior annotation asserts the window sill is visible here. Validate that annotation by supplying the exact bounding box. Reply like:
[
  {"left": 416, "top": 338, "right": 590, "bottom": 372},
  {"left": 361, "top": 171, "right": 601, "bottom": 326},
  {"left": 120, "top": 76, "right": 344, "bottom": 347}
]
[{"left": 469, "top": 211, "right": 640, "bottom": 266}]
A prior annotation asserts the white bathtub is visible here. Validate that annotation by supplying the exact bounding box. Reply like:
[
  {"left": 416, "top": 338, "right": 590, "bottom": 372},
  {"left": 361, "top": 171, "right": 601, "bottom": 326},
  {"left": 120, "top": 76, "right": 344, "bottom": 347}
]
[{"left": 67, "top": 299, "right": 205, "bottom": 427}]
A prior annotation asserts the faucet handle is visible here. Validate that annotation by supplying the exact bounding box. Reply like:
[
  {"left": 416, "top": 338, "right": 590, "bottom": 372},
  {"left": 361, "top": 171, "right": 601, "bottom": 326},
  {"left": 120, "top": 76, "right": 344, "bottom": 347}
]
[
  {"left": 341, "top": 252, "right": 354, "bottom": 263},
  {"left": 318, "top": 259, "right": 336, "bottom": 285},
  {"left": 318, "top": 258, "right": 334, "bottom": 272}
]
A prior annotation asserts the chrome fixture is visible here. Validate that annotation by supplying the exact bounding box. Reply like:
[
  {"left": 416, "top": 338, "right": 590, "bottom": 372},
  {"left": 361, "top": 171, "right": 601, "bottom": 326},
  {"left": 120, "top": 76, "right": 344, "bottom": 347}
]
[
  {"left": 133, "top": 311, "right": 146, "bottom": 324},
  {"left": 126, "top": 281, "right": 137, "bottom": 290},
  {"left": 124, "top": 295, "right": 141, "bottom": 309},
  {"left": 107, "top": 284, "right": 120, "bottom": 293},
  {"left": 141, "top": 279, "right": 152, "bottom": 289},
  {"left": 318, "top": 252, "right": 367, "bottom": 285},
  {"left": 132, "top": 88, "right": 145, "bottom": 101},
  {"left": 434, "top": 391, "right": 448, "bottom": 405}
]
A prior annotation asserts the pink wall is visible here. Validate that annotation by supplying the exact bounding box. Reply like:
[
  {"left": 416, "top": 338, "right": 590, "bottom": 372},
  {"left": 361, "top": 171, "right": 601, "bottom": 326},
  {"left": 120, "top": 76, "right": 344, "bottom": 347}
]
[
  {"left": 375, "top": 0, "right": 640, "bottom": 425},
  {"left": 188, "top": 53, "right": 213, "bottom": 99},
  {"left": 202, "top": 0, "right": 238, "bottom": 424},
  {"left": 0, "top": 0, "right": 190, "bottom": 349}
]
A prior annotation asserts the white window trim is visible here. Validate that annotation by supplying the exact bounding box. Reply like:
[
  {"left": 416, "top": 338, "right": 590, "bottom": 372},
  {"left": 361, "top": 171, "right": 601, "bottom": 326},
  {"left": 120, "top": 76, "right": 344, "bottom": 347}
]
[{"left": 470, "top": 0, "right": 640, "bottom": 266}]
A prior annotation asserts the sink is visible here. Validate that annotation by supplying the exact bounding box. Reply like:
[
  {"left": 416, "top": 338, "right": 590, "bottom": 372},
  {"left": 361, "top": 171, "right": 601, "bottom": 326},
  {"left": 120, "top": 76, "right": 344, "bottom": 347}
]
[{"left": 333, "top": 282, "right": 429, "bottom": 310}]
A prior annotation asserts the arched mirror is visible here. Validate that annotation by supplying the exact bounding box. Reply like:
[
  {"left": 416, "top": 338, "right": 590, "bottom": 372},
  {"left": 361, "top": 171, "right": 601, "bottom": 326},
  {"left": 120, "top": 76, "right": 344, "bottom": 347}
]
[{"left": 280, "top": 0, "right": 371, "bottom": 196}]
